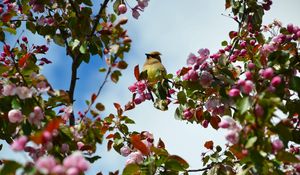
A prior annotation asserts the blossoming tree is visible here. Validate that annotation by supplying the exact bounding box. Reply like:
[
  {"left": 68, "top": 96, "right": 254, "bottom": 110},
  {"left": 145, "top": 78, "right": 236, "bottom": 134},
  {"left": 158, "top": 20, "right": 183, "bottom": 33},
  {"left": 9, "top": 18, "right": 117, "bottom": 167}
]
[{"left": 0, "top": 0, "right": 300, "bottom": 174}]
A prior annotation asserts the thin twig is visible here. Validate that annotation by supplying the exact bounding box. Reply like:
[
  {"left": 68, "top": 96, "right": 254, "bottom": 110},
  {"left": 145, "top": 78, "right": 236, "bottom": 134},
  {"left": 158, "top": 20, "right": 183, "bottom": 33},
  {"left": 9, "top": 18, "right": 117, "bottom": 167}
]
[
  {"left": 186, "top": 164, "right": 213, "bottom": 172},
  {"left": 83, "top": 67, "right": 112, "bottom": 117},
  {"left": 90, "top": 0, "right": 110, "bottom": 37}
]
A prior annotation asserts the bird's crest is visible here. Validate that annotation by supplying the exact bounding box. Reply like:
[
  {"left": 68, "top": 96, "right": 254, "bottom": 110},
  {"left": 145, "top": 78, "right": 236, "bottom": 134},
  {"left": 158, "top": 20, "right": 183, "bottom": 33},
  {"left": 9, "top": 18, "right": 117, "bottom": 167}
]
[{"left": 145, "top": 51, "right": 162, "bottom": 62}]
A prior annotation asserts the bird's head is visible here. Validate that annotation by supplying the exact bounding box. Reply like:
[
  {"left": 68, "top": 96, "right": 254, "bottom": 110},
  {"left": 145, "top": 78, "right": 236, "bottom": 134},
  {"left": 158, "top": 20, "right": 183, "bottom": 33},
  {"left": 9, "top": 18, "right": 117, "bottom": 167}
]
[{"left": 145, "top": 51, "right": 162, "bottom": 62}]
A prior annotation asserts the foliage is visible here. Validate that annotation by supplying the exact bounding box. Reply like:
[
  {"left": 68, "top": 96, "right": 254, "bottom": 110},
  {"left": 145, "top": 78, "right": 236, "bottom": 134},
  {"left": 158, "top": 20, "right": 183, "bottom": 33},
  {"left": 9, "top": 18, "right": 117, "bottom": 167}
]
[{"left": 0, "top": 0, "right": 299, "bottom": 174}]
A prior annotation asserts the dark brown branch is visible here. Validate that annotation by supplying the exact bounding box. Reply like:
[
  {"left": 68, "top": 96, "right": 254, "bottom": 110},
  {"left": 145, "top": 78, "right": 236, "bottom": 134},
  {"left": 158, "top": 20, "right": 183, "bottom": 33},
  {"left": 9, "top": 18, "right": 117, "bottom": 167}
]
[
  {"left": 90, "top": 0, "right": 110, "bottom": 37},
  {"left": 68, "top": 55, "right": 79, "bottom": 126},
  {"left": 186, "top": 164, "right": 213, "bottom": 173}
]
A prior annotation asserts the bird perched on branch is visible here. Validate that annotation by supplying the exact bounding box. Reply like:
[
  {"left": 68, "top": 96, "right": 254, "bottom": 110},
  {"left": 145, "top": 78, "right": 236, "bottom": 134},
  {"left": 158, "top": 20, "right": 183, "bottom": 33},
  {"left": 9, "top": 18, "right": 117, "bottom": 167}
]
[
  {"left": 142, "top": 51, "right": 169, "bottom": 110},
  {"left": 142, "top": 51, "right": 166, "bottom": 84}
]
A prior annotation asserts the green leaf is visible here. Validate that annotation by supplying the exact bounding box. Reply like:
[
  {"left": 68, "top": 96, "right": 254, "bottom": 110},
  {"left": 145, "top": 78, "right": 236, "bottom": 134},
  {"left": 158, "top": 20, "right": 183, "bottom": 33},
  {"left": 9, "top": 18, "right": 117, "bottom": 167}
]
[
  {"left": 111, "top": 70, "right": 122, "bottom": 83},
  {"left": 85, "top": 155, "right": 101, "bottom": 163},
  {"left": 95, "top": 103, "right": 105, "bottom": 111},
  {"left": 0, "top": 160, "right": 22, "bottom": 174},
  {"left": 26, "top": 22, "right": 36, "bottom": 33},
  {"left": 53, "top": 35, "right": 65, "bottom": 47},
  {"left": 177, "top": 91, "right": 187, "bottom": 105},
  {"left": 79, "top": 42, "right": 88, "bottom": 54},
  {"left": 290, "top": 76, "right": 300, "bottom": 93},
  {"left": 71, "top": 39, "right": 80, "bottom": 50},
  {"left": 122, "top": 164, "right": 140, "bottom": 175},
  {"left": 221, "top": 40, "right": 228, "bottom": 46},
  {"left": 99, "top": 68, "right": 106, "bottom": 72},
  {"left": 237, "top": 96, "right": 250, "bottom": 114},
  {"left": 276, "top": 151, "right": 300, "bottom": 163},
  {"left": 245, "top": 136, "right": 257, "bottom": 149},
  {"left": 82, "top": 0, "right": 93, "bottom": 6},
  {"left": 113, "top": 0, "right": 122, "bottom": 14},
  {"left": 11, "top": 98, "right": 21, "bottom": 109}
]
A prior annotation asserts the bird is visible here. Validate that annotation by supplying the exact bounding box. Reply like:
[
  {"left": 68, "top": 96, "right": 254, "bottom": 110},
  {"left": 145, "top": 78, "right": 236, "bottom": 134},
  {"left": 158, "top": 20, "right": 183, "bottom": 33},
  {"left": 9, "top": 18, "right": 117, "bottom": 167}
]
[
  {"left": 141, "top": 51, "right": 170, "bottom": 111},
  {"left": 142, "top": 51, "right": 166, "bottom": 84}
]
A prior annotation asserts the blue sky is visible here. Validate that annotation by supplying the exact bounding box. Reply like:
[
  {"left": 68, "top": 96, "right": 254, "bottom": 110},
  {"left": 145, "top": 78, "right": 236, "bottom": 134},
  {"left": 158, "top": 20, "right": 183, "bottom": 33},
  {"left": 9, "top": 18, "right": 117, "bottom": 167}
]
[{"left": 1, "top": 0, "right": 300, "bottom": 174}]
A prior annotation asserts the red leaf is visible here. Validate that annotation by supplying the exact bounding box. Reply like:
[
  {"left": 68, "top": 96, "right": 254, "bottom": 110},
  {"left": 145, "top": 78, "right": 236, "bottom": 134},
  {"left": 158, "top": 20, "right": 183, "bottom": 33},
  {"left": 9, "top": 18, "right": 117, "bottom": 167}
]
[
  {"left": 2, "top": 13, "right": 13, "bottom": 23},
  {"left": 30, "top": 132, "right": 43, "bottom": 144},
  {"left": 130, "top": 134, "right": 149, "bottom": 155},
  {"left": 113, "top": 103, "right": 123, "bottom": 116},
  {"left": 210, "top": 115, "right": 221, "bottom": 130},
  {"left": 134, "top": 65, "right": 140, "bottom": 81},
  {"left": 157, "top": 138, "right": 165, "bottom": 149},
  {"left": 204, "top": 140, "right": 214, "bottom": 150},
  {"left": 107, "top": 140, "right": 113, "bottom": 151},
  {"left": 45, "top": 118, "right": 62, "bottom": 133},
  {"left": 91, "top": 93, "right": 97, "bottom": 103},
  {"left": 18, "top": 53, "right": 31, "bottom": 67},
  {"left": 106, "top": 133, "right": 115, "bottom": 139},
  {"left": 229, "top": 144, "right": 246, "bottom": 160}
]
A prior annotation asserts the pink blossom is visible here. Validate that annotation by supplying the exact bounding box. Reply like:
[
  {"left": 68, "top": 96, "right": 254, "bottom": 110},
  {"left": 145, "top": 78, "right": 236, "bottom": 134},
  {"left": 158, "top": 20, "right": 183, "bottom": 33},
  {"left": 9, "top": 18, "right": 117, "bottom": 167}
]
[
  {"left": 134, "top": 95, "right": 145, "bottom": 104},
  {"left": 240, "top": 41, "right": 247, "bottom": 48},
  {"left": 66, "top": 167, "right": 79, "bottom": 175},
  {"left": 2, "top": 84, "right": 16, "bottom": 96},
  {"left": 287, "top": 24, "right": 294, "bottom": 33},
  {"left": 143, "top": 131, "right": 154, "bottom": 140},
  {"left": 271, "top": 76, "right": 282, "bottom": 87},
  {"left": 132, "top": 8, "right": 140, "bottom": 19},
  {"left": 118, "top": 4, "right": 127, "bottom": 14},
  {"left": 198, "top": 48, "right": 210, "bottom": 59},
  {"left": 138, "top": 0, "right": 149, "bottom": 9},
  {"left": 272, "top": 139, "right": 284, "bottom": 152},
  {"left": 218, "top": 117, "right": 236, "bottom": 129},
  {"left": 61, "top": 143, "right": 69, "bottom": 153},
  {"left": 187, "top": 69, "right": 198, "bottom": 81},
  {"left": 11, "top": 136, "right": 27, "bottom": 151},
  {"left": 202, "top": 120, "right": 209, "bottom": 128},
  {"left": 136, "top": 81, "right": 146, "bottom": 93},
  {"left": 126, "top": 151, "right": 143, "bottom": 165},
  {"left": 120, "top": 146, "right": 131, "bottom": 157},
  {"left": 77, "top": 142, "right": 84, "bottom": 150},
  {"left": 187, "top": 53, "right": 197, "bottom": 65},
  {"left": 226, "top": 131, "right": 239, "bottom": 144},
  {"left": 228, "top": 88, "right": 240, "bottom": 97},
  {"left": 183, "top": 109, "right": 193, "bottom": 120},
  {"left": 245, "top": 71, "right": 252, "bottom": 80},
  {"left": 248, "top": 62, "right": 255, "bottom": 70},
  {"left": 52, "top": 165, "right": 65, "bottom": 175},
  {"left": 8, "top": 109, "right": 23, "bottom": 123},
  {"left": 28, "top": 106, "right": 44, "bottom": 127},
  {"left": 63, "top": 151, "right": 90, "bottom": 172},
  {"left": 262, "top": 67, "right": 274, "bottom": 79},
  {"left": 36, "top": 156, "right": 57, "bottom": 174},
  {"left": 242, "top": 80, "right": 254, "bottom": 94},
  {"left": 15, "top": 86, "right": 33, "bottom": 99},
  {"left": 199, "top": 71, "right": 213, "bottom": 87},
  {"left": 254, "top": 104, "right": 264, "bottom": 117},
  {"left": 128, "top": 84, "right": 137, "bottom": 92}
]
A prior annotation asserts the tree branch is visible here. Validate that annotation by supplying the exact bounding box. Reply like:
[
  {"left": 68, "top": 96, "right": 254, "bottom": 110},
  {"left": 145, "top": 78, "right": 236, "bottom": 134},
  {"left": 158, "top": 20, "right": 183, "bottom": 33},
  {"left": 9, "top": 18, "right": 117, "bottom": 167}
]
[
  {"left": 186, "top": 164, "right": 213, "bottom": 173},
  {"left": 83, "top": 67, "right": 112, "bottom": 117},
  {"left": 90, "top": 0, "right": 110, "bottom": 37}
]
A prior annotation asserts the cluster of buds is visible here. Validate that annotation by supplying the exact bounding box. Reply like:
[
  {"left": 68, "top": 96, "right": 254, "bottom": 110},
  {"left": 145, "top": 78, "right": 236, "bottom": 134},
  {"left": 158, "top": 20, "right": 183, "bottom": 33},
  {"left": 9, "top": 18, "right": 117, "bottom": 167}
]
[
  {"left": 117, "top": 0, "right": 150, "bottom": 19},
  {"left": 128, "top": 80, "right": 152, "bottom": 105}
]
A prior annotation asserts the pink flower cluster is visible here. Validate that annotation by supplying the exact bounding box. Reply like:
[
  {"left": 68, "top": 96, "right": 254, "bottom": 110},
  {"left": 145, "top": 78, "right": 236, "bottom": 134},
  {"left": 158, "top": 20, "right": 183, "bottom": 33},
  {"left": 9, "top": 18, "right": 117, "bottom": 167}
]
[
  {"left": 117, "top": 0, "right": 150, "bottom": 19},
  {"left": 261, "top": 23, "right": 300, "bottom": 57},
  {"left": 35, "top": 151, "right": 89, "bottom": 175},
  {"left": 2, "top": 83, "right": 34, "bottom": 99},
  {"left": 218, "top": 116, "right": 241, "bottom": 144},
  {"left": 8, "top": 109, "right": 23, "bottom": 123},
  {"left": 28, "top": 106, "right": 44, "bottom": 127},
  {"left": 181, "top": 48, "right": 213, "bottom": 87},
  {"left": 128, "top": 80, "right": 152, "bottom": 105},
  {"left": 120, "top": 132, "right": 154, "bottom": 165},
  {"left": 11, "top": 136, "right": 28, "bottom": 151}
]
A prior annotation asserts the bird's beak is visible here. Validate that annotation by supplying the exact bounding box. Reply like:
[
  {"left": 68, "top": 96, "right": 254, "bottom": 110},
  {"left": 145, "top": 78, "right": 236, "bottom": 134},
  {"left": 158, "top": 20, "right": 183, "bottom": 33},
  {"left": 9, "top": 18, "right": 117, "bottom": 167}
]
[{"left": 145, "top": 53, "right": 150, "bottom": 57}]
